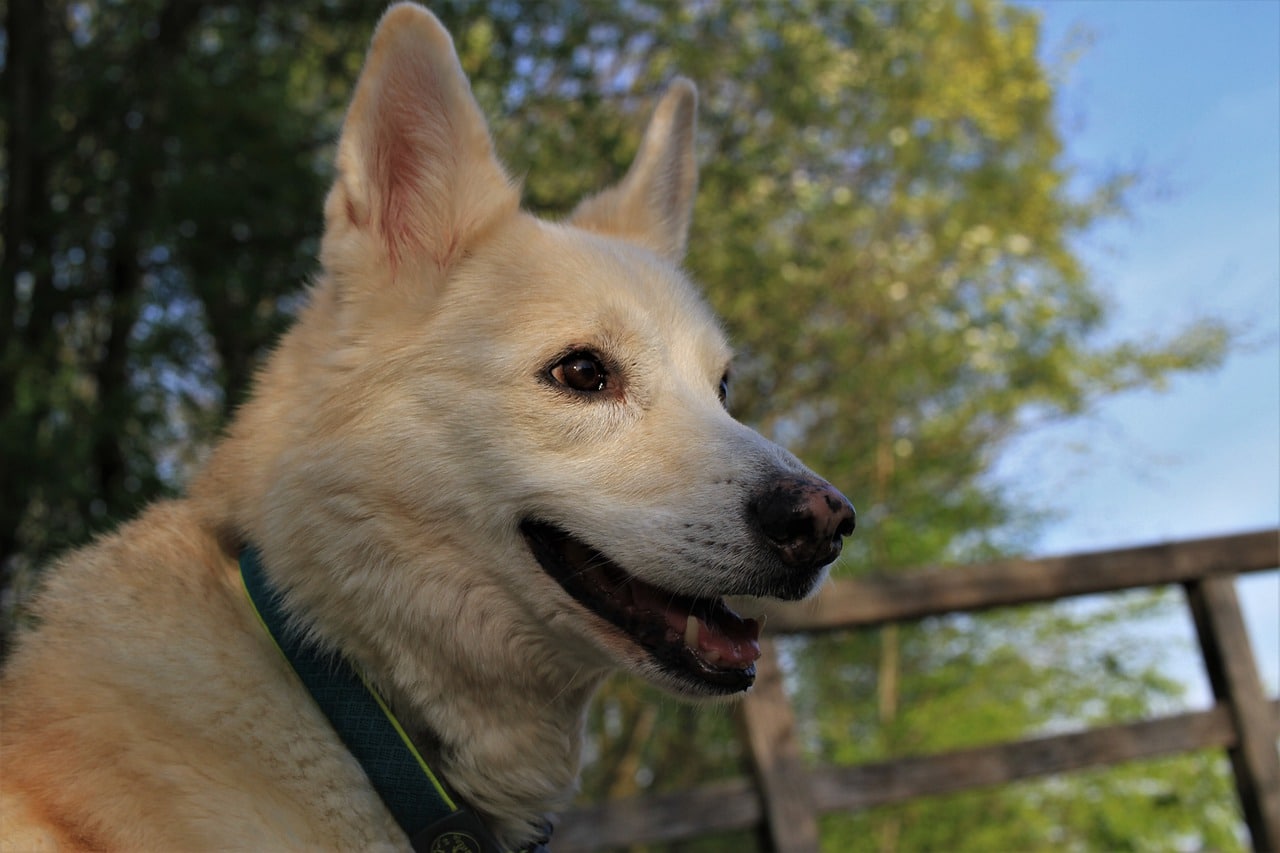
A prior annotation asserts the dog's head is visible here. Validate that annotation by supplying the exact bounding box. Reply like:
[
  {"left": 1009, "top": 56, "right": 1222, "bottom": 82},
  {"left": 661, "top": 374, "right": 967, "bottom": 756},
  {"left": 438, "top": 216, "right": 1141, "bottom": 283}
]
[{"left": 263, "top": 3, "right": 853, "bottom": 700}]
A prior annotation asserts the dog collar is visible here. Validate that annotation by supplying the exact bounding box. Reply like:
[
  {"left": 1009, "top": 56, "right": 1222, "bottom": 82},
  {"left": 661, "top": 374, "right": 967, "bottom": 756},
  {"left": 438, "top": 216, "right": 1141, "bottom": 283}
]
[{"left": 238, "top": 547, "right": 549, "bottom": 852}]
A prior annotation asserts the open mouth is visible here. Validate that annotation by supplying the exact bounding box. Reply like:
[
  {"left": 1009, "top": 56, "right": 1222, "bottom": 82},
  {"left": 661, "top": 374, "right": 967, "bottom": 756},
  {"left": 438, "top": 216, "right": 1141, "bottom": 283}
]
[{"left": 520, "top": 520, "right": 761, "bottom": 693}]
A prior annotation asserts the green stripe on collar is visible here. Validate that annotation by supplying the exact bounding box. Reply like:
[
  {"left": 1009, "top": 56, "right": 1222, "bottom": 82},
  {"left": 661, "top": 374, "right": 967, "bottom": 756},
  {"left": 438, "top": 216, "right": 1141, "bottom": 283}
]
[{"left": 238, "top": 547, "right": 516, "bottom": 853}]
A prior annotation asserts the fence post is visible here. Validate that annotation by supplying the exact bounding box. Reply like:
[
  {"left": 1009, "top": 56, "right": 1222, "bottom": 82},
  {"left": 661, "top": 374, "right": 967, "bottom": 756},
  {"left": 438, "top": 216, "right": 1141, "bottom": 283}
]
[
  {"left": 1185, "top": 575, "right": 1280, "bottom": 851},
  {"left": 739, "top": 637, "right": 820, "bottom": 853}
]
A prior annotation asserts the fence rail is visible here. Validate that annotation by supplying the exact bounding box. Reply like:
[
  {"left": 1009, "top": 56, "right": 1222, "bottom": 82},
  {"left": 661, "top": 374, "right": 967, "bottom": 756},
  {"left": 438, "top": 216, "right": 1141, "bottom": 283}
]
[{"left": 556, "top": 529, "right": 1280, "bottom": 852}]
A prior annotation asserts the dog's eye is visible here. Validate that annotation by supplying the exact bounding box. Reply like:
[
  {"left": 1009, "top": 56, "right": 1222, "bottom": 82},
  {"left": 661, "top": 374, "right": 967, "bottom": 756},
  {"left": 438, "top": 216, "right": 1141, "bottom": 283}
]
[
  {"left": 551, "top": 351, "right": 608, "bottom": 393},
  {"left": 718, "top": 372, "right": 730, "bottom": 406}
]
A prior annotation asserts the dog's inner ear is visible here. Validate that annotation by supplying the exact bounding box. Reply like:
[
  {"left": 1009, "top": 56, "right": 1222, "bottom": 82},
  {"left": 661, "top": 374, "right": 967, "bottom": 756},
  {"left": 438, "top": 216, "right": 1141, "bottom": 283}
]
[
  {"left": 569, "top": 79, "right": 699, "bottom": 265},
  {"left": 323, "top": 4, "right": 519, "bottom": 279}
]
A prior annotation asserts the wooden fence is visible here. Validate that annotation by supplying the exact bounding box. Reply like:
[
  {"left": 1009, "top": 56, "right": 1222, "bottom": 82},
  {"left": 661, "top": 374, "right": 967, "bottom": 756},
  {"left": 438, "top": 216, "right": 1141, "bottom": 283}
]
[{"left": 556, "top": 529, "right": 1280, "bottom": 852}]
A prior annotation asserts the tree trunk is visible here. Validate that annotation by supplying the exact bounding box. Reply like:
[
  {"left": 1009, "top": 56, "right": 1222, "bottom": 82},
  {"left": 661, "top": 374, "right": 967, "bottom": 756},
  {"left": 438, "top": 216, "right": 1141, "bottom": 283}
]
[{"left": 0, "top": 0, "right": 55, "bottom": 652}]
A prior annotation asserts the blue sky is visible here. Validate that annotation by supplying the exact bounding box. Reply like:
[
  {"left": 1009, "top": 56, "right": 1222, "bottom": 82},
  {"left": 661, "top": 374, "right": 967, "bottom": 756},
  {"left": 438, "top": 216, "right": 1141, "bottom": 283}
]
[{"left": 1006, "top": 1, "right": 1279, "bottom": 697}]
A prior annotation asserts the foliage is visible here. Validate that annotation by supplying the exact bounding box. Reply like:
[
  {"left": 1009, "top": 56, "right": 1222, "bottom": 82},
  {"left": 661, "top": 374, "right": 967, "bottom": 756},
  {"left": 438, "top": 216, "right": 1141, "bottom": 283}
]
[
  {"left": 0, "top": 0, "right": 1238, "bottom": 849},
  {"left": 1, "top": 0, "right": 372, "bottom": 615},
  {"left": 820, "top": 749, "right": 1243, "bottom": 853}
]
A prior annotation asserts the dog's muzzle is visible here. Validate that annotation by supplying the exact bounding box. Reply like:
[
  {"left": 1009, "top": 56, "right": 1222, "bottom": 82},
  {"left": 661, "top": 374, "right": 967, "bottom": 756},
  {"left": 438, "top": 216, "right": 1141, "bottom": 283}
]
[{"left": 520, "top": 472, "right": 854, "bottom": 696}]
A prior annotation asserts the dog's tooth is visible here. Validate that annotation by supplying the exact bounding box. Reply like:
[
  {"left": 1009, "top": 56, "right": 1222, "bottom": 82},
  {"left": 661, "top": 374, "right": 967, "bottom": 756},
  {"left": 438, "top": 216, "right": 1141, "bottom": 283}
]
[
  {"left": 684, "top": 614, "right": 700, "bottom": 649},
  {"left": 704, "top": 648, "right": 722, "bottom": 664}
]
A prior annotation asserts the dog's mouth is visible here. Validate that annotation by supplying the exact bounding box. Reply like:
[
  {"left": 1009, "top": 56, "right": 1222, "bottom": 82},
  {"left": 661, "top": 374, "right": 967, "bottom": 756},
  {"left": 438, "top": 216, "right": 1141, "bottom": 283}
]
[{"left": 520, "top": 520, "right": 761, "bottom": 693}]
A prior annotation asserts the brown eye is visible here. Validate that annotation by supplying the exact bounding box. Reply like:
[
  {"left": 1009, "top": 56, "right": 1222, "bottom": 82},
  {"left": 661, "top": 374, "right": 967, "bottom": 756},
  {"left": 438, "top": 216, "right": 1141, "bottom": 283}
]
[
  {"left": 551, "top": 351, "right": 608, "bottom": 393},
  {"left": 718, "top": 372, "right": 730, "bottom": 405}
]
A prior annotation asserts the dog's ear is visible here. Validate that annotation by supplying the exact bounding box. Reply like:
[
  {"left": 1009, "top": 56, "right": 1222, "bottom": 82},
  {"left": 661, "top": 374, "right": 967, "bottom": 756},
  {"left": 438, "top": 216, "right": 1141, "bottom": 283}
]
[
  {"left": 569, "top": 79, "right": 698, "bottom": 264},
  {"left": 321, "top": 2, "right": 518, "bottom": 286}
]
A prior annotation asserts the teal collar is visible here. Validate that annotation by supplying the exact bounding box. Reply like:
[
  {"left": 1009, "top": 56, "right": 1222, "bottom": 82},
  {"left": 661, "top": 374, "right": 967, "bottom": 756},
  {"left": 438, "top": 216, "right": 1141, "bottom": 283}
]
[{"left": 239, "top": 547, "right": 542, "bottom": 852}]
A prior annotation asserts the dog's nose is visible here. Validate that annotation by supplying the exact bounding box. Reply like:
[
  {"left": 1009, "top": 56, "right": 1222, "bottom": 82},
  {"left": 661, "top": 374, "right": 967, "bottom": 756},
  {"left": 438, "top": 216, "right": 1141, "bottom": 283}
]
[{"left": 750, "top": 476, "right": 856, "bottom": 570}]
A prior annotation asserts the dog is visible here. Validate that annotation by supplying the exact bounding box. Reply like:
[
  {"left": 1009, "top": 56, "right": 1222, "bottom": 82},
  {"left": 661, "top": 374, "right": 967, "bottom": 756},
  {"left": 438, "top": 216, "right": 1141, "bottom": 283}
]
[{"left": 0, "top": 4, "right": 854, "bottom": 849}]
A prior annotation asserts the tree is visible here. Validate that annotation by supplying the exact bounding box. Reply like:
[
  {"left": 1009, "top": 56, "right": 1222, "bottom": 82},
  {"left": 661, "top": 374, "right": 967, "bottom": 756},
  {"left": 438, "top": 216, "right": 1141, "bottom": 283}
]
[
  {"left": 1, "top": 0, "right": 1237, "bottom": 847},
  {"left": 1, "top": 0, "right": 377, "bottom": 638}
]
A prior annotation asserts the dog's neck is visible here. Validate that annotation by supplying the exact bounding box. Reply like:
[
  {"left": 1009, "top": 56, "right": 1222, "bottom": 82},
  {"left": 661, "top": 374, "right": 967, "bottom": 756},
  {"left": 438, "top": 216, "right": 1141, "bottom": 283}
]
[
  {"left": 378, "top": 616, "right": 604, "bottom": 848},
  {"left": 240, "top": 546, "right": 547, "bottom": 850},
  {"left": 220, "top": 524, "right": 604, "bottom": 848}
]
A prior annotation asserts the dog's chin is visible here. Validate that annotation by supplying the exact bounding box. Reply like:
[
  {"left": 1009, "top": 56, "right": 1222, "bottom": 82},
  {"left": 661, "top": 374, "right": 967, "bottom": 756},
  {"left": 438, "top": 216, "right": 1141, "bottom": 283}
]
[{"left": 519, "top": 520, "right": 764, "bottom": 696}]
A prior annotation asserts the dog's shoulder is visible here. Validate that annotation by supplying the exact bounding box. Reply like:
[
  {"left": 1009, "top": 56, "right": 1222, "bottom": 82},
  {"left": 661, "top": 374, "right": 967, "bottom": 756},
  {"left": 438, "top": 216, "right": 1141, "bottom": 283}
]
[
  {"left": 0, "top": 501, "right": 401, "bottom": 849},
  {"left": 13, "top": 500, "right": 237, "bottom": 641}
]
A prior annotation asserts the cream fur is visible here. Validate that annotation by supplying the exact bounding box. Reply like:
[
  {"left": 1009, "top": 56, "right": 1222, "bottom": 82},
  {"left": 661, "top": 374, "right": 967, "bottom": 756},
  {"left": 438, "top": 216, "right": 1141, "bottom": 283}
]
[{"left": 1, "top": 4, "right": 842, "bottom": 849}]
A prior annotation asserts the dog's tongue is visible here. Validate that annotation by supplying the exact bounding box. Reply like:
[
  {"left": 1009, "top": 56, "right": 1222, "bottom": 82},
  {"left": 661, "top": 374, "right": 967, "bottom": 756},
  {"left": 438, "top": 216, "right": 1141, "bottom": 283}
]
[
  {"left": 555, "top": 532, "right": 762, "bottom": 668},
  {"left": 676, "top": 609, "right": 761, "bottom": 667},
  {"left": 630, "top": 585, "right": 761, "bottom": 668}
]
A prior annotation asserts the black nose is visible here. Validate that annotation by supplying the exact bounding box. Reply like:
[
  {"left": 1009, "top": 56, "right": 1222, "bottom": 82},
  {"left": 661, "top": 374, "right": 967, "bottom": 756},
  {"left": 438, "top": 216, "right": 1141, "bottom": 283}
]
[{"left": 750, "top": 476, "right": 856, "bottom": 570}]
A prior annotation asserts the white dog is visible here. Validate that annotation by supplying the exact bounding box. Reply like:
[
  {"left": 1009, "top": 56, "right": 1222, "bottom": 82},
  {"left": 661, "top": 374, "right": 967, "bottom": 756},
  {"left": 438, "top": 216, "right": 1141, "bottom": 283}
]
[{"left": 0, "top": 4, "right": 854, "bottom": 850}]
